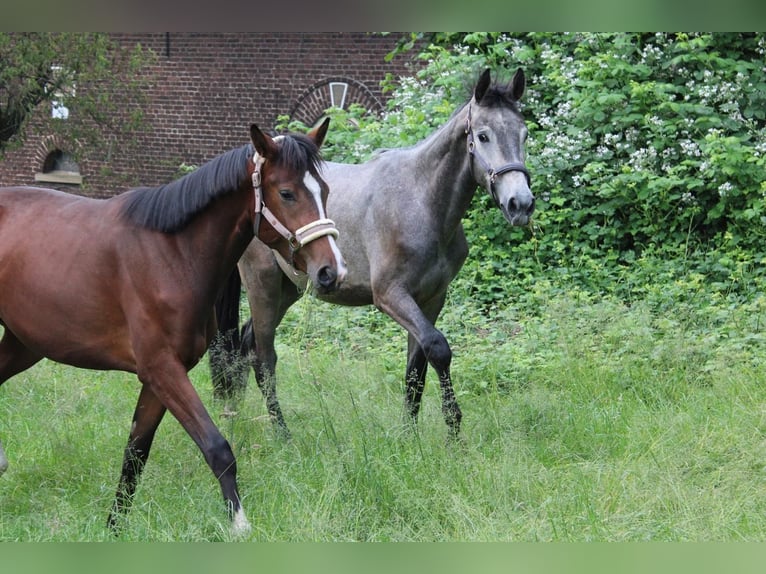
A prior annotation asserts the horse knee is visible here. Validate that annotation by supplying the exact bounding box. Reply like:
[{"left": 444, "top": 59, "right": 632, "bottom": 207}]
[{"left": 422, "top": 332, "right": 452, "bottom": 372}]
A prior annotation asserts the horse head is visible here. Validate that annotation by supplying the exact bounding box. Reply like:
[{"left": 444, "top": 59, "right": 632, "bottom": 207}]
[
  {"left": 467, "top": 68, "right": 535, "bottom": 226},
  {"left": 249, "top": 119, "right": 347, "bottom": 294}
]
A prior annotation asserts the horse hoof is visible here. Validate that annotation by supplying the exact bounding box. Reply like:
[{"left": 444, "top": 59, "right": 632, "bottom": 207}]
[{"left": 230, "top": 508, "right": 251, "bottom": 538}]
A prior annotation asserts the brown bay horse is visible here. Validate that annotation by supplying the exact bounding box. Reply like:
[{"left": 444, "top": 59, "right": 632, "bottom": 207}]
[{"left": 0, "top": 119, "right": 346, "bottom": 535}]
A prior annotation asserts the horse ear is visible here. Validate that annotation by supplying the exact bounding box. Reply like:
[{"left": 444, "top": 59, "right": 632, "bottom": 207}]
[
  {"left": 474, "top": 68, "right": 491, "bottom": 103},
  {"left": 250, "top": 124, "right": 278, "bottom": 159},
  {"left": 308, "top": 117, "right": 330, "bottom": 149},
  {"left": 509, "top": 68, "right": 526, "bottom": 101}
]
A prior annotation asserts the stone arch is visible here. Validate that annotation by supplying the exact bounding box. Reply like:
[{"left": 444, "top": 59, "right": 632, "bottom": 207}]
[
  {"left": 33, "top": 134, "right": 83, "bottom": 185},
  {"left": 289, "top": 77, "right": 384, "bottom": 126}
]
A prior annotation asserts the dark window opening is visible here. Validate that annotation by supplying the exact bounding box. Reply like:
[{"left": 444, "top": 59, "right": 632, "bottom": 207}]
[{"left": 35, "top": 149, "right": 82, "bottom": 185}]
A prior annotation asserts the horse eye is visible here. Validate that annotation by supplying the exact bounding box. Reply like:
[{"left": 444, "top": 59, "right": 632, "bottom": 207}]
[
  {"left": 279, "top": 189, "right": 295, "bottom": 201},
  {"left": 478, "top": 133, "right": 489, "bottom": 143}
]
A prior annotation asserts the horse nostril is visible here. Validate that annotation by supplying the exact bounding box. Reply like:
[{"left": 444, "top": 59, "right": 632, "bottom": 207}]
[
  {"left": 508, "top": 195, "right": 535, "bottom": 216},
  {"left": 316, "top": 265, "right": 337, "bottom": 289}
]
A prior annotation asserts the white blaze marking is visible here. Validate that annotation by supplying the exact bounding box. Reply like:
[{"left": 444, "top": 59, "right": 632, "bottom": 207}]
[
  {"left": 304, "top": 172, "right": 326, "bottom": 218},
  {"left": 304, "top": 171, "right": 346, "bottom": 277}
]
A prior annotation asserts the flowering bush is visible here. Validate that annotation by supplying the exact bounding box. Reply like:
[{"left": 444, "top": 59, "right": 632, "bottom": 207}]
[{"left": 281, "top": 33, "right": 766, "bottom": 305}]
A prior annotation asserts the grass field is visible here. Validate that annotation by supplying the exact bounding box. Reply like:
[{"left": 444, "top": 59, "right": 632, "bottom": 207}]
[{"left": 1, "top": 284, "right": 765, "bottom": 541}]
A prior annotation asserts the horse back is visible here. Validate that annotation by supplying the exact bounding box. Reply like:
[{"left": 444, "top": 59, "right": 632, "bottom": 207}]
[
  {"left": 0, "top": 187, "right": 139, "bottom": 369},
  {"left": 322, "top": 153, "right": 464, "bottom": 303},
  {"left": 0, "top": 186, "right": 122, "bottom": 256}
]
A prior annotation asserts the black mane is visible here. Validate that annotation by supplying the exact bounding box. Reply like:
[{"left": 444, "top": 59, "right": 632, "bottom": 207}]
[
  {"left": 275, "top": 132, "right": 324, "bottom": 176},
  {"left": 119, "top": 133, "right": 323, "bottom": 233},
  {"left": 120, "top": 144, "right": 252, "bottom": 233}
]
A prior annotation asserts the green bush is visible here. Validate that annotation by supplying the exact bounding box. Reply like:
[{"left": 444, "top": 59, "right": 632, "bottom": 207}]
[{"left": 281, "top": 33, "right": 766, "bottom": 307}]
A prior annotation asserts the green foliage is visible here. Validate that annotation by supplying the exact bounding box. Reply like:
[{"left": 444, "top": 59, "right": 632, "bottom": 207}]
[
  {"left": 453, "top": 33, "right": 766, "bottom": 305},
  {"left": 283, "top": 33, "right": 766, "bottom": 307},
  {"left": 0, "top": 33, "right": 155, "bottom": 159},
  {"left": 2, "top": 283, "right": 765, "bottom": 540}
]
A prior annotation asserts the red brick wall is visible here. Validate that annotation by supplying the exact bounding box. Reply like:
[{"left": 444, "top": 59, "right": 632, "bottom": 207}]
[{"left": 0, "top": 33, "right": 421, "bottom": 198}]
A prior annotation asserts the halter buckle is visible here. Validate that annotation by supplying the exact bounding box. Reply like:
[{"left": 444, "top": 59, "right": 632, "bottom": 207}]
[{"left": 287, "top": 235, "right": 301, "bottom": 252}]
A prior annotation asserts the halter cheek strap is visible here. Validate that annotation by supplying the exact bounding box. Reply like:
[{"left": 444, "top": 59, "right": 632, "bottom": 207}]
[
  {"left": 465, "top": 103, "right": 531, "bottom": 205},
  {"left": 251, "top": 151, "right": 339, "bottom": 257}
]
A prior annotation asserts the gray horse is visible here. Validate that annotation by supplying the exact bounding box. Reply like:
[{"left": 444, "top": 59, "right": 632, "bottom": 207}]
[{"left": 212, "top": 68, "right": 534, "bottom": 438}]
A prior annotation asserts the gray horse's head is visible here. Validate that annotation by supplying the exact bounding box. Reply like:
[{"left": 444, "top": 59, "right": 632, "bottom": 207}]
[{"left": 467, "top": 68, "right": 535, "bottom": 226}]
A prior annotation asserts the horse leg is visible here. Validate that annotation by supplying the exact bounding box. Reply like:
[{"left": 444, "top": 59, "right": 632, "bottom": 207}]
[
  {"left": 0, "top": 441, "right": 6, "bottom": 476},
  {"left": 375, "top": 288, "right": 461, "bottom": 438},
  {"left": 136, "top": 358, "right": 250, "bottom": 535},
  {"left": 107, "top": 383, "right": 166, "bottom": 531},
  {"left": 404, "top": 333, "right": 428, "bottom": 422},
  {"left": 0, "top": 328, "right": 44, "bottom": 475},
  {"left": 405, "top": 293, "right": 459, "bottom": 435},
  {"left": 240, "top": 259, "right": 301, "bottom": 438},
  {"left": 241, "top": 318, "right": 288, "bottom": 438}
]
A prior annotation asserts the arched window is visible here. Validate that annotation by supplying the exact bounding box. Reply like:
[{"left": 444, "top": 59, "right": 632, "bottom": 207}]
[
  {"left": 35, "top": 149, "right": 82, "bottom": 185},
  {"left": 328, "top": 81, "right": 348, "bottom": 109},
  {"left": 289, "top": 78, "right": 384, "bottom": 127}
]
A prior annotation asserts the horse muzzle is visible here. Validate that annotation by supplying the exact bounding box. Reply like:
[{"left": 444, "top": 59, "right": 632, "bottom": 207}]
[
  {"left": 502, "top": 189, "right": 536, "bottom": 226},
  {"left": 309, "top": 256, "right": 347, "bottom": 295},
  {"left": 314, "top": 262, "right": 345, "bottom": 293},
  {"left": 300, "top": 227, "right": 347, "bottom": 295}
]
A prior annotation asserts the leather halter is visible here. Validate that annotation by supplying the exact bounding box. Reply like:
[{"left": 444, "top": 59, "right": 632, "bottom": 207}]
[
  {"left": 251, "top": 150, "right": 339, "bottom": 262},
  {"left": 465, "top": 103, "right": 531, "bottom": 206}
]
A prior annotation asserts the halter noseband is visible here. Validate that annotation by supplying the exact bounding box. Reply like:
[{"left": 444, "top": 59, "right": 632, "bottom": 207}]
[
  {"left": 465, "top": 103, "right": 531, "bottom": 205},
  {"left": 251, "top": 150, "right": 339, "bottom": 261}
]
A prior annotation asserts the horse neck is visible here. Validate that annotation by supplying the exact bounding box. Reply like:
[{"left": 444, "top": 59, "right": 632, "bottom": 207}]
[
  {"left": 414, "top": 103, "right": 477, "bottom": 230},
  {"left": 184, "top": 185, "right": 255, "bottom": 292}
]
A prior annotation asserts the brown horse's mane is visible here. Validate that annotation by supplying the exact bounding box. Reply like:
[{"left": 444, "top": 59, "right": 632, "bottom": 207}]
[
  {"left": 120, "top": 144, "right": 252, "bottom": 233},
  {"left": 120, "top": 133, "right": 324, "bottom": 234}
]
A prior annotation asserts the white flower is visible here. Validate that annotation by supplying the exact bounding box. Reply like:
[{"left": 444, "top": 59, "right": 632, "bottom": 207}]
[
  {"left": 680, "top": 191, "right": 697, "bottom": 205},
  {"left": 718, "top": 182, "right": 734, "bottom": 198}
]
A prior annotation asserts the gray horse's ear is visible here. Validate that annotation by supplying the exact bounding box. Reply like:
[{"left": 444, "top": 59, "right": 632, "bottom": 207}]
[
  {"left": 474, "top": 68, "right": 491, "bottom": 103},
  {"left": 509, "top": 68, "right": 525, "bottom": 101},
  {"left": 308, "top": 117, "right": 330, "bottom": 149}
]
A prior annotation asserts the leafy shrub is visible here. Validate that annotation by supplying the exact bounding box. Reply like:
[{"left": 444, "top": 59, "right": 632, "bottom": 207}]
[{"left": 281, "top": 33, "right": 766, "bottom": 306}]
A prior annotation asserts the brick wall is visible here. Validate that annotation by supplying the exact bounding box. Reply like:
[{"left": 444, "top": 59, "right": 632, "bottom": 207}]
[{"left": 0, "top": 33, "right": 421, "bottom": 198}]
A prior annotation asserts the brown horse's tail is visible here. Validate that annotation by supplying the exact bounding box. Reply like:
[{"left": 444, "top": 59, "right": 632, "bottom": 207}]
[{"left": 210, "top": 266, "right": 248, "bottom": 399}]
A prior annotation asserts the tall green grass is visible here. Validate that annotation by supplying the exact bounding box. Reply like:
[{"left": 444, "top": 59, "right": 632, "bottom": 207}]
[{"left": 1, "top": 283, "right": 765, "bottom": 540}]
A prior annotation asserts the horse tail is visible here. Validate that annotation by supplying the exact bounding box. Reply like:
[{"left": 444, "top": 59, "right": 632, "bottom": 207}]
[
  {"left": 239, "top": 317, "right": 256, "bottom": 357},
  {"left": 210, "top": 266, "right": 247, "bottom": 399},
  {"left": 215, "top": 266, "right": 242, "bottom": 347}
]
